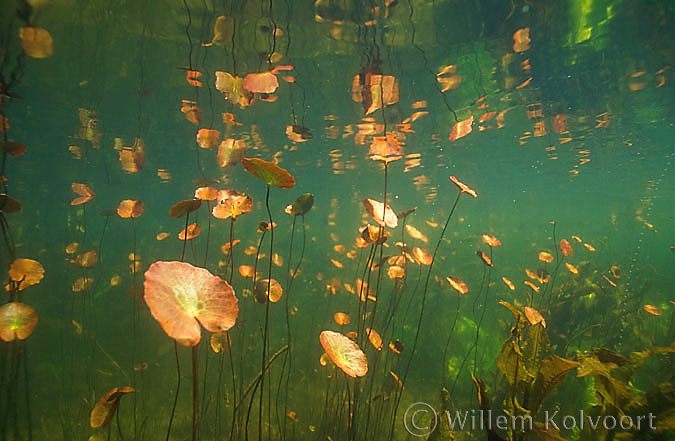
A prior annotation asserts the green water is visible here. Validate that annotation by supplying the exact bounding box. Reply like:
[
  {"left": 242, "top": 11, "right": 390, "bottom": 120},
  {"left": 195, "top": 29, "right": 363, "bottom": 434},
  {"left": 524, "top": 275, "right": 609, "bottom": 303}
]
[{"left": 0, "top": 0, "right": 673, "bottom": 440}]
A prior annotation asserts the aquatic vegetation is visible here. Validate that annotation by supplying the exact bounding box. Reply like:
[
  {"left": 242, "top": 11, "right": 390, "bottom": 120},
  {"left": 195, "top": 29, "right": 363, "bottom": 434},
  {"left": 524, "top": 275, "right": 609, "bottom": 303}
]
[{"left": 0, "top": 1, "right": 672, "bottom": 440}]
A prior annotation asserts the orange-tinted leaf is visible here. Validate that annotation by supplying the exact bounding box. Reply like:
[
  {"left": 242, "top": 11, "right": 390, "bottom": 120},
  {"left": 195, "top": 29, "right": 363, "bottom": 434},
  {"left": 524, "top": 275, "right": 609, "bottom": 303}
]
[
  {"left": 368, "top": 133, "right": 404, "bottom": 163},
  {"left": 20, "top": 26, "right": 53, "bottom": 58},
  {"left": 366, "top": 328, "right": 383, "bottom": 351},
  {"left": 72, "top": 277, "right": 94, "bottom": 293},
  {"left": 524, "top": 280, "right": 540, "bottom": 292},
  {"left": 320, "top": 330, "right": 368, "bottom": 378},
  {"left": 538, "top": 251, "right": 554, "bottom": 263},
  {"left": 334, "top": 312, "right": 351, "bottom": 326},
  {"left": 143, "top": 261, "right": 239, "bottom": 346},
  {"left": 565, "top": 262, "right": 579, "bottom": 274},
  {"left": 180, "top": 100, "right": 202, "bottom": 124},
  {"left": 524, "top": 306, "right": 546, "bottom": 327},
  {"left": 560, "top": 239, "right": 573, "bottom": 257},
  {"left": 169, "top": 199, "right": 202, "bottom": 218},
  {"left": 253, "top": 278, "right": 283, "bottom": 303},
  {"left": 178, "top": 223, "right": 201, "bottom": 240},
  {"left": 643, "top": 305, "right": 662, "bottom": 316},
  {"left": 243, "top": 71, "right": 279, "bottom": 94},
  {"left": 217, "top": 138, "right": 247, "bottom": 168},
  {"left": 156, "top": 232, "right": 171, "bottom": 241},
  {"left": 449, "top": 116, "right": 474, "bottom": 141},
  {"left": 502, "top": 277, "right": 515, "bottom": 291},
  {"left": 117, "top": 200, "right": 144, "bottom": 218},
  {"left": 195, "top": 186, "right": 218, "bottom": 201},
  {"left": 0, "top": 141, "right": 26, "bottom": 157},
  {"left": 8, "top": 258, "right": 44, "bottom": 290},
  {"left": 212, "top": 190, "right": 252, "bottom": 220},
  {"left": 0, "top": 195, "right": 21, "bottom": 213},
  {"left": 363, "top": 198, "right": 398, "bottom": 228},
  {"left": 238, "top": 265, "right": 255, "bottom": 278},
  {"left": 406, "top": 225, "right": 428, "bottom": 243},
  {"left": 196, "top": 129, "right": 221, "bottom": 149},
  {"left": 241, "top": 157, "right": 295, "bottom": 189},
  {"left": 412, "top": 247, "right": 433, "bottom": 265},
  {"left": 450, "top": 176, "right": 478, "bottom": 198},
  {"left": 0, "top": 302, "right": 38, "bottom": 342},
  {"left": 513, "top": 28, "right": 531, "bottom": 53},
  {"left": 71, "top": 183, "right": 95, "bottom": 206},
  {"left": 119, "top": 139, "right": 145, "bottom": 173},
  {"left": 482, "top": 234, "right": 501, "bottom": 247},
  {"left": 476, "top": 251, "right": 493, "bottom": 267},
  {"left": 90, "top": 387, "right": 135, "bottom": 429},
  {"left": 446, "top": 276, "right": 469, "bottom": 294},
  {"left": 75, "top": 250, "right": 98, "bottom": 268},
  {"left": 387, "top": 265, "right": 405, "bottom": 280}
]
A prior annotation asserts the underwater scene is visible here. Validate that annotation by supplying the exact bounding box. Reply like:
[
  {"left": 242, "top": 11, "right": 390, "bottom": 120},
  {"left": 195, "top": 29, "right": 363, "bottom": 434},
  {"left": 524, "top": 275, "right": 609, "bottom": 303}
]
[{"left": 0, "top": 0, "right": 673, "bottom": 440}]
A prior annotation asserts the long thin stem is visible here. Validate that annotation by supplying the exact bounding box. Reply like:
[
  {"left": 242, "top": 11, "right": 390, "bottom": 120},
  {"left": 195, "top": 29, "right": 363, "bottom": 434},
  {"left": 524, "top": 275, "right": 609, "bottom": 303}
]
[{"left": 192, "top": 346, "right": 199, "bottom": 441}]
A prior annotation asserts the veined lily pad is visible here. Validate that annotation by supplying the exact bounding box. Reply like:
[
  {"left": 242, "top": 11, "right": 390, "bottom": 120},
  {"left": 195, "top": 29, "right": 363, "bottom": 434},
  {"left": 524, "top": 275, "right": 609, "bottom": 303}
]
[{"left": 241, "top": 157, "right": 295, "bottom": 189}]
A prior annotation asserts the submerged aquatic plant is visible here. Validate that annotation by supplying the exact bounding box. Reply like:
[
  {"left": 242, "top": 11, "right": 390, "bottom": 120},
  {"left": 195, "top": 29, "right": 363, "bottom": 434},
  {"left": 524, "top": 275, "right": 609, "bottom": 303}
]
[{"left": 143, "top": 261, "right": 239, "bottom": 441}]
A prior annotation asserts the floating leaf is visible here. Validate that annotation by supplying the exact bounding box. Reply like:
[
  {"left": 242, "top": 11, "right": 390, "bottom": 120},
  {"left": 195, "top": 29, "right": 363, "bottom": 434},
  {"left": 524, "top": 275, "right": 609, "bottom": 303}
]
[
  {"left": 363, "top": 198, "right": 398, "bottom": 228},
  {"left": 75, "top": 250, "right": 98, "bottom": 268},
  {"left": 180, "top": 100, "right": 202, "bottom": 124},
  {"left": 643, "top": 305, "right": 662, "bottom": 316},
  {"left": 196, "top": 129, "right": 220, "bottom": 149},
  {"left": 538, "top": 251, "right": 554, "bottom": 263},
  {"left": 565, "top": 262, "right": 579, "bottom": 274},
  {"left": 243, "top": 71, "right": 279, "bottom": 94},
  {"left": 194, "top": 187, "right": 218, "bottom": 201},
  {"left": 0, "top": 195, "right": 21, "bottom": 213},
  {"left": 366, "top": 328, "right": 383, "bottom": 351},
  {"left": 169, "top": 199, "right": 202, "bottom": 218},
  {"left": 212, "top": 191, "right": 253, "bottom": 220},
  {"left": 482, "top": 234, "right": 501, "bottom": 247},
  {"left": 524, "top": 306, "right": 546, "bottom": 327},
  {"left": 119, "top": 138, "right": 145, "bottom": 173},
  {"left": 334, "top": 312, "right": 351, "bottom": 326},
  {"left": 71, "top": 183, "right": 95, "bottom": 206},
  {"left": 72, "top": 277, "right": 94, "bottom": 293},
  {"left": 412, "top": 247, "right": 433, "bottom": 265},
  {"left": 217, "top": 138, "right": 247, "bottom": 168},
  {"left": 0, "top": 302, "right": 38, "bottom": 342},
  {"left": 20, "top": 26, "right": 53, "bottom": 58},
  {"left": 9, "top": 258, "right": 44, "bottom": 290},
  {"left": 319, "top": 330, "right": 368, "bottom": 378},
  {"left": 449, "top": 116, "right": 474, "bottom": 141},
  {"left": 560, "top": 239, "right": 573, "bottom": 257},
  {"left": 0, "top": 141, "right": 26, "bottom": 157},
  {"left": 253, "top": 278, "right": 283, "bottom": 303},
  {"left": 368, "top": 133, "right": 404, "bottom": 163},
  {"left": 117, "top": 200, "right": 144, "bottom": 218},
  {"left": 285, "top": 193, "right": 314, "bottom": 216},
  {"left": 513, "top": 28, "right": 531, "bottom": 53},
  {"left": 476, "top": 250, "right": 492, "bottom": 267},
  {"left": 90, "top": 387, "right": 135, "bottom": 429},
  {"left": 143, "top": 261, "right": 239, "bottom": 346},
  {"left": 215, "top": 72, "right": 255, "bottom": 107},
  {"left": 241, "top": 157, "right": 295, "bottom": 188},
  {"left": 178, "top": 223, "right": 201, "bottom": 240},
  {"left": 286, "top": 125, "right": 313, "bottom": 142},
  {"left": 502, "top": 277, "right": 515, "bottom": 291},
  {"left": 450, "top": 176, "right": 478, "bottom": 198},
  {"left": 446, "top": 276, "right": 469, "bottom": 294}
]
